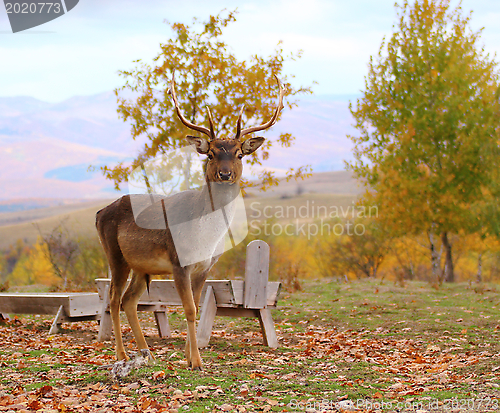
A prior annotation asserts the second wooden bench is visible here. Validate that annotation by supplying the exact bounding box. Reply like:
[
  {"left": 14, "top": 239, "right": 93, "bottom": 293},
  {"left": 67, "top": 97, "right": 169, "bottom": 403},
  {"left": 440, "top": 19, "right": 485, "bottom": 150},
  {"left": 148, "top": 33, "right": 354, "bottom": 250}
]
[{"left": 96, "top": 240, "right": 281, "bottom": 348}]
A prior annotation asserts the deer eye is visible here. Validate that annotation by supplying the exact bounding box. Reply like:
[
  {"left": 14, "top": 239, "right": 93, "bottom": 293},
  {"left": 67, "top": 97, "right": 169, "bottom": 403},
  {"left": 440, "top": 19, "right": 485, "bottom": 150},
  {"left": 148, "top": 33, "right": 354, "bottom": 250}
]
[
  {"left": 207, "top": 153, "right": 213, "bottom": 160},
  {"left": 238, "top": 153, "right": 243, "bottom": 160}
]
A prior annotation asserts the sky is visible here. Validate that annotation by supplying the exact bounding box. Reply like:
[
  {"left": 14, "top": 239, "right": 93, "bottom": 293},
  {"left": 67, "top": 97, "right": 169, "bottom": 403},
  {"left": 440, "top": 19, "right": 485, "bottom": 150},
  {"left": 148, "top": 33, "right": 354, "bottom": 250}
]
[{"left": 0, "top": 0, "right": 500, "bottom": 103}]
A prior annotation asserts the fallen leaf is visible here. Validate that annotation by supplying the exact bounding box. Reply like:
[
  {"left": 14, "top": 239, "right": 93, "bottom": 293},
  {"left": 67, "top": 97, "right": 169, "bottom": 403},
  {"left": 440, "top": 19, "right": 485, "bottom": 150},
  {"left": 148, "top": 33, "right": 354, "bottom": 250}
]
[{"left": 152, "top": 370, "right": 166, "bottom": 380}]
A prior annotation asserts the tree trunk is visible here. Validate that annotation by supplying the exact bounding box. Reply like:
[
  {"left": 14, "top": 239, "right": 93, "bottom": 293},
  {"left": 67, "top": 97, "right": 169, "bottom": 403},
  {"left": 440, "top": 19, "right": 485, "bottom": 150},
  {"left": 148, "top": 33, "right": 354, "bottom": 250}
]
[
  {"left": 477, "top": 253, "right": 483, "bottom": 283},
  {"left": 428, "top": 232, "right": 440, "bottom": 284},
  {"left": 441, "top": 232, "right": 455, "bottom": 282},
  {"left": 407, "top": 258, "right": 414, "bottom": 280}
]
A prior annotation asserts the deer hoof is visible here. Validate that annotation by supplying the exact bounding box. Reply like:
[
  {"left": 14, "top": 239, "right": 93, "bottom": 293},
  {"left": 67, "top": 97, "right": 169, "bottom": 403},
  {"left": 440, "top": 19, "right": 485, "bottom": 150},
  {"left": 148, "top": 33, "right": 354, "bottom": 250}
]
[
  {"left": 117, "top": 353, "right": 129, "bottom": 362},
  {"left": 192, "top": 365, "right": 202, "bottom": 371}
]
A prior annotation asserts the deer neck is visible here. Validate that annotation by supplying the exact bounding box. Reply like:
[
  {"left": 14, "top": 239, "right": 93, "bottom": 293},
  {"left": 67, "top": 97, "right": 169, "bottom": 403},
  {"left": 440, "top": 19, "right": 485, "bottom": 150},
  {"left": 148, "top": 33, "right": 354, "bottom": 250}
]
[{"left": 202, "top": 177, "right": 240, "bottom": 214}]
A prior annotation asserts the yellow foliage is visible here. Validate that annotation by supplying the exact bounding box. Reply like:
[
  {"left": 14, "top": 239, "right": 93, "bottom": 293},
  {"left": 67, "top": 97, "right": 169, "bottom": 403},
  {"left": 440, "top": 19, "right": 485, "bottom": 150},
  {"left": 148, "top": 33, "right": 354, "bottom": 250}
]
[
  {"left": 271, "top": 234, "right": 311, "bottom": 290},
  {"left": 8, "top": 241, "right": 58, "bottom": 287}
]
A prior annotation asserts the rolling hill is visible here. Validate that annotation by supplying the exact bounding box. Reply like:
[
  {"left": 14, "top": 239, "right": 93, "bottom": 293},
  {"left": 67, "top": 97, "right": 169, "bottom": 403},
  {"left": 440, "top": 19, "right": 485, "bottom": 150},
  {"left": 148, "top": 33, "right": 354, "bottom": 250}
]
[{"left": 0, "top": 171, "right": 363, "bottom": 250}]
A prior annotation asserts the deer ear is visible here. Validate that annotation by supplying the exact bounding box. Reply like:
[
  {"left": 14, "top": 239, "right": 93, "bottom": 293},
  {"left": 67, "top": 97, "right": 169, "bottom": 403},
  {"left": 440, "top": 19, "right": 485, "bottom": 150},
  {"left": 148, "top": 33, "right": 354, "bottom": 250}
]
[
  {"left": 187, "top": 135, "right": 210, "bottom": 155},
  {"left": 242, "top": 137, "right": 265, "bottom": 155}
]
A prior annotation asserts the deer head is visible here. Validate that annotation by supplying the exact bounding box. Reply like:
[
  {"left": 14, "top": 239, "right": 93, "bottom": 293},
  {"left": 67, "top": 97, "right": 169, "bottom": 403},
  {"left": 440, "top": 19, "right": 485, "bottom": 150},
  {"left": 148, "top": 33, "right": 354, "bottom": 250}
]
[{"left": 169, "top": 75, "right": 285, "bottom": 184}]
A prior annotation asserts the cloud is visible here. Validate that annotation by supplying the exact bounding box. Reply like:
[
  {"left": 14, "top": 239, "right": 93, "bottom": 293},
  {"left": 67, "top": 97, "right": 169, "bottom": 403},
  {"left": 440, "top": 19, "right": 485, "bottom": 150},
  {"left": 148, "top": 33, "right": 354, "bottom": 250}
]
[
  {"left": 0, "top": 0, "right": 499, "bottom": 101},
  {"left": 0, "top": 32, "right": 165, "bottom": 101}
]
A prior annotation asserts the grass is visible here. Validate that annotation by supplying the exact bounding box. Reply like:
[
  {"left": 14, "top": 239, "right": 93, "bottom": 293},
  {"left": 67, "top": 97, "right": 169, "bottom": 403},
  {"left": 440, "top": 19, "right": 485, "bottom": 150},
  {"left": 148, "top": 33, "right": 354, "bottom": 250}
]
[{"left": 0, "top": 278, "right": 499, "bottom": 412}]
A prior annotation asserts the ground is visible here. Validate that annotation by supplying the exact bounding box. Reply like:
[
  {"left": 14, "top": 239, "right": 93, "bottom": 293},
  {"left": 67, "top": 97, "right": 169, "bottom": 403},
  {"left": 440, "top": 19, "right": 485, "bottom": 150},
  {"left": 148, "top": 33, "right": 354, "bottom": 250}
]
[{"left": 0, "top": 279, "right": 499, "bottom": 412}]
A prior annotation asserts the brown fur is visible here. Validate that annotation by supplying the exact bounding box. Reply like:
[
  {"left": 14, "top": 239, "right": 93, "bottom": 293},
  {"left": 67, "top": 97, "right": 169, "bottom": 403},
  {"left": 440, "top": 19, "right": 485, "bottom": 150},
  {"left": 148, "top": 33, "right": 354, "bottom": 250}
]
[{"left": 96, "top": 138, "right": 264, "bottom": 368}]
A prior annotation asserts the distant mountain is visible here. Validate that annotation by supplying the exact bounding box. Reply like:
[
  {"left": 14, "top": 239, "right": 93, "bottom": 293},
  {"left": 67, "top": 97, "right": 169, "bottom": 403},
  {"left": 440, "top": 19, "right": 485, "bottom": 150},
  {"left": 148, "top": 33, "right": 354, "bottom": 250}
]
[
  {"left": 0, "top": 92, "right": 359, "bottom": 200},
  {"left": 0, "top": 197, "right": 85, "bottom": 213}
]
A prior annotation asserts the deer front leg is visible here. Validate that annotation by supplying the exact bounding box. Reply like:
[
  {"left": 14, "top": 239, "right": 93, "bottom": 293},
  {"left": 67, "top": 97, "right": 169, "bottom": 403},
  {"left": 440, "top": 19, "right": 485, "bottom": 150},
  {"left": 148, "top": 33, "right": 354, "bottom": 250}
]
[
  {"left": 185, "top": 271, "right": 207, "bottom": 363},
  {"left": 109, "top": 265, "right": 130, "bottom": 361},
  {"left": 174, "top": 267, "right": 202, "bottom": 370},
  {"left": 122, "top": 271, "right": 152, "bottom": 358}
]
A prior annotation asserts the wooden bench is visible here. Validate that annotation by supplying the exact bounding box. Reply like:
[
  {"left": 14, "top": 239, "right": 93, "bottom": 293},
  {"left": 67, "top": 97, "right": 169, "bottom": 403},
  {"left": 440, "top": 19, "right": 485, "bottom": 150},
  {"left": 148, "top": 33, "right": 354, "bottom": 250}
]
[
  {"left": 96, "top": 240, "right": 281, "bottom": 348},
  {"left": 0, "top": 292, "right": 101, "bottom": 334}
]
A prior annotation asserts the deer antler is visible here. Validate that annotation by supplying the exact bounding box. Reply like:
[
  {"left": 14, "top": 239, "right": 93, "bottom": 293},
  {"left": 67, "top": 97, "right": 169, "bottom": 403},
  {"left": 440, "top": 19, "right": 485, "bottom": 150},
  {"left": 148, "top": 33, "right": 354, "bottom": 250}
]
[
  {"left": 169, "top": 73, "right": 216, "bottom": 141},
  {"left": 206, "top": 106, "right": 216, "bottom": 140},
  {"left": 234, "top": 105, "right": 245, "bottom": 141},
  {"left": 235, "top": 76, "right": 285, "bottom": 140}
]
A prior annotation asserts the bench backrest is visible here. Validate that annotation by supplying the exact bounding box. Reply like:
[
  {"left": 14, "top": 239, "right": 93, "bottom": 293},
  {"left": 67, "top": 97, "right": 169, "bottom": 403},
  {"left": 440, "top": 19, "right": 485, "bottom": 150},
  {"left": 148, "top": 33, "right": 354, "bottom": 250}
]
[{"left": 244, "top": 240, "right": 270, "bottom": 309}]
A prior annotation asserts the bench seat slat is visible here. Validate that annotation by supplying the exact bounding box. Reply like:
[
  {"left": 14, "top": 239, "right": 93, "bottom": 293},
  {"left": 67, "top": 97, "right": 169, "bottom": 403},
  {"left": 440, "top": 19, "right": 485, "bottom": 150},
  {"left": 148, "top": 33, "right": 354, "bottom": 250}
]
[
  {"left": 95, "top": 279, "right": 280, "bottom": 308},
  {"left": 0, "top": 293, "right": 100, "bottom": 317}
]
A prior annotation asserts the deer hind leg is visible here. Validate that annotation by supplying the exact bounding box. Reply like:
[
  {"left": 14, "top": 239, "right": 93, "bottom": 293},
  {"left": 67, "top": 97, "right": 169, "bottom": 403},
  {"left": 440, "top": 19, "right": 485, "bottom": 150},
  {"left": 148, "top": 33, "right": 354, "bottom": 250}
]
[
  {"left": 174, "top": 267, "right": 202, "bottom": 370},
  {"left": 109, "top": 262, "right": 130, "bottom": 361},
  {"left": 122, "top": 270, "right": 151, "bottom": 356}
]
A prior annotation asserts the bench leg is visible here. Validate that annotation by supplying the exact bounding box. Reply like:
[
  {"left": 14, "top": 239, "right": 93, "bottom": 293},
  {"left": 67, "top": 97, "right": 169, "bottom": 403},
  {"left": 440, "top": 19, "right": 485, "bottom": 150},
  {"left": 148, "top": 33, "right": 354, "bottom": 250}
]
[
  {"left": 97, "top": 285, "right": 112, "bottom": 341},
  {"left": 49, "top": 305, "right": 65, "bottom": 335},
  {"left": 197, "top": 286, "right": 217, "bottom": 348},
  {"left": 154, "top": 310, "right": 171, "bottom": 338},
  {"left": 258, "top": 308, "right": 278, "bottom": 348}
]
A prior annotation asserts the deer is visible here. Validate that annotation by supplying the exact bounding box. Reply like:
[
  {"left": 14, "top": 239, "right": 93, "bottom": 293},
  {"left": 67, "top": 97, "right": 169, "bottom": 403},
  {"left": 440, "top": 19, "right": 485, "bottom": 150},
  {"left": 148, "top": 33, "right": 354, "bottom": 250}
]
[{"left": 96, "top": 74, "right": 285, "bottom": 370}]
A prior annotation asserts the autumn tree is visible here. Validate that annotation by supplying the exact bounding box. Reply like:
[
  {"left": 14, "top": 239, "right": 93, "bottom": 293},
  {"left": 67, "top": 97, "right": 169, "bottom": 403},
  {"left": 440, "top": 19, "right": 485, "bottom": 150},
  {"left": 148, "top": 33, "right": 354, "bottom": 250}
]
[
  {"left": 2, "top": 239, "right": 30, "bottom": 285},
  {"left": 8, "top": 241, "right": 57, "bottom": 287},
  {"left": 36, "top": 222, "right": 78, "bottom": 290},
  {"left": 71, "top": 237, "right": 108, "bottom": 290},
  {"left": 102, "top": 10, "right": 311, "bottom": 191},
  {"left": 0, "top": 253, "right": 8, "bottom": 290},
  {"left": 314, "top": 218, "right": 390, "bottom": 279},
  {"left": 347, "top": 0, "right": 500, "bottom": 282}
]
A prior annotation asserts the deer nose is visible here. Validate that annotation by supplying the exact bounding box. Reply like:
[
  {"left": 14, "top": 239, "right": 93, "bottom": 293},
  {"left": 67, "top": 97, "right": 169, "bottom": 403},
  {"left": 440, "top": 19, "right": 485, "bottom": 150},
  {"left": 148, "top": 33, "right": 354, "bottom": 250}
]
[{"left": 219, "top": 171, "right": 232, "bottom": 181}]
